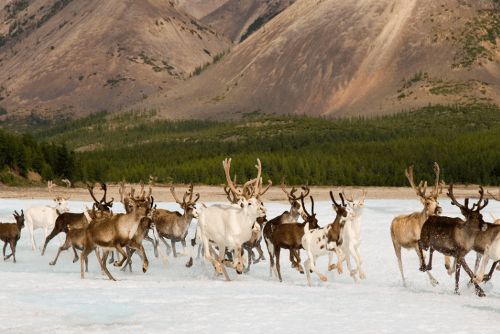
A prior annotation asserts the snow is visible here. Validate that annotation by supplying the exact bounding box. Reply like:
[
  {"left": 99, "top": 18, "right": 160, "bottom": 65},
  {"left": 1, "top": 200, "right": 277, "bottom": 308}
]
[{"left": 1, "top": 198, "right": 500, "bottom": 333}]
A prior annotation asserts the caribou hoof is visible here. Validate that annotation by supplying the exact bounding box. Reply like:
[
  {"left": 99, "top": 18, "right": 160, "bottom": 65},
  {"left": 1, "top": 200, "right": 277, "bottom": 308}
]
[
  {"left": 320, "top": 275, "right": 328, "bottom": 282},
  {"left": 328, "top": 264, "right": 337, "bottom": 272},
  {"left": 419, "top": 265, "right": 427, "bottom": 272},
  {"left": 430, "top": 278, "right": 439, "bottom": 287},
  {"left": 72, "top": 257, "right": 79, "bottom": 263},
  {"left": 113, "top": 261, "right": 120, "bottom": 267},
  {"left": 214, "top": 263, "right": 223, "bottom": 274},
  {"left": 359, "top": 272, "right": 366, "bottom": 280},
  {"left": 49, "top": 261, "right": 55, "bottom": 266},
  {"left": 426, "top": 265, "right": 433, "bottom": 271},
  {"left": 185, "top": 258, "right": 193, "bottom": 268}
]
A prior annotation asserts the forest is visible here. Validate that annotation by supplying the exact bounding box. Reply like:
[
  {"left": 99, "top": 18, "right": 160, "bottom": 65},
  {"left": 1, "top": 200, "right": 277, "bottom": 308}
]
[
  {"left": 0, "top": 129, "right": 76, "bottom": 185},
  {"left": 1, "top": 103, "right": 499, "bottom": 186}
]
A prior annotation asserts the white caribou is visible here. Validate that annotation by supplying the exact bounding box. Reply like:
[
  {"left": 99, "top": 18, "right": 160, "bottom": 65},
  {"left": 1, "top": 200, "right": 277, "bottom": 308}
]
[
  {"left": 25, "top": 182, "right": 69, "bottom": 251},
  {"left": 197, "top": 158, "right": 270, "bottom": 279}
]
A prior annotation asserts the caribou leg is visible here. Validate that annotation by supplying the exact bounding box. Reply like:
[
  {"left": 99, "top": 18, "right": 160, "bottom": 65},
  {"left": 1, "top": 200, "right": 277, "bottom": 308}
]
[
  {"left": 460, "top": 258, "right": 485, "bottom": 297},
  {"left": 159, "top": 236, "right": 172, "bottom": 255},
  {"left": 483, "top": 260, "right": 499, "bottom": 282},
  {"left": 97, "top": 249, "right": 116, "bottom": 281},
  {"left": 275, "top": 247, "right": 283, "bottom": 282},
  {"left": 49, "top": 237, "right": 72, "bottom": 265},
  {"left": 42, "top": 226, "right": 61, "bottom": 256},
  {"left": 113, "top": 245, "right": 128, "bottom": 267}
]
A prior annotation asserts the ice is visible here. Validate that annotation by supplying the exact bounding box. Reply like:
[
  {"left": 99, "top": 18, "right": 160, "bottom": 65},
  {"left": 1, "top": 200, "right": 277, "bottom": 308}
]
[{"left": 0, "top": 198, "right": 499, "bottom": 333}]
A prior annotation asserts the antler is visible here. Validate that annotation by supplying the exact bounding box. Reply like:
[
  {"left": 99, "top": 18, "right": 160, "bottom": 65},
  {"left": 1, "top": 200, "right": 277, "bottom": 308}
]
[
  {"left": 223, "top": 158, "right": 243, "bottom": 200},
  {"left": 339, "top": 192, "right": 347, "bottom": 207},
  {"left": 187, "top": 184, "right": 200, "bottom": 206},
  {"left": 298, "top": 186, "right": 310, "bottom": 201},
  {"left": 447, "top": 184, "right": 467, "bottom": 211},
  {"left": 472, "top": 186, "right": 488, "bottom": 212},
  {"left": 61, "top": 178, "right": 72, "bottom": 188},
  {"left": 487, "top": 190, "right": 500, "bottom": 201},
  {"left": 330, "top": 190, "right": 341, "bottom": 209},
  {"left": 257, "top": 178, "right": 272, "bottom": 198},
  {"left": 281, "top": 178, "right": 298, "bottom": 201},
  {"left": 119, "top": 181, "right": 128, "bottom": 204},
  {"left": 170, "top": 186, "right": 184, "bottom": 206},
  {"left": 47, "top": 180, "right": 55, "bottom": 193},
  {"left": 87, "top": 183, "right": 101, "bottom": 205},
  {"left": 431, "top": 162, "right": 443, "bottom": 198},
  {"left": 405, "top": 165, "right": 427, "bottom": 198},
  {"left": 301, "top": 196, "right": 311, "bottom": 218},
  {"left": 341, "top": 189, "right": 354, "bottom": 202}
]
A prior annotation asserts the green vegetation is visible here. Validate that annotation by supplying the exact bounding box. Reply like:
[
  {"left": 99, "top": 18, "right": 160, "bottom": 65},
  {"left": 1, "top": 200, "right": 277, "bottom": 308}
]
[
  {"left": 6, "top": 0, "right": 29, "bottom": 19},
  {"left": 240, "top": 9, "right": 283, "bottom": 42},
  {"left": 191, "top": 50, "right": 229, "bottom": 77},
  {"left": 454, "top": 7, "right": 500, "bottom": 67},
  {"left": 429, "top": 81, "right": 471, "bottom": 96},
  {"left": 29, "top": 104, "right": 500, "bottom": 186},
  {"left": 0, "top": 129, "right": 77, "bottom": 185}
]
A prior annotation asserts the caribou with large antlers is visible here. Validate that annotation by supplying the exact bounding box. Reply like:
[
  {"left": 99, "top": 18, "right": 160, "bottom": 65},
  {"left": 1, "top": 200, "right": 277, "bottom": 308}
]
[
  {"left": 390, "top": 162, "right": 446, "bottom": 286},
  {"left": 80, "top": 195, "right": 155, "bottom": 281},
  {"left": 418, "top": 185, "right": 489, "bottom": 296},
  {"left": 154, "top": 184, "right": 199, "bottom": 258},
  {"left": 196, "top": 158, "right": 268, "bottom": 279}
]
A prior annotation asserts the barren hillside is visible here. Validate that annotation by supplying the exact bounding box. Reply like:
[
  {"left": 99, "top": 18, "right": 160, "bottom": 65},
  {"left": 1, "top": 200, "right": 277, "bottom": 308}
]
[
  {"left": 142, "top": 0, "right": 500, "bottom": 119},
  {"left": 201, "top": 0, "right": 296, "bottom": 42},
  {"left": 0, "top": 0, "right": 230, "bottom": 120},
  {"left": 174, "top": 0, "right": 229, "bottom": 19}
]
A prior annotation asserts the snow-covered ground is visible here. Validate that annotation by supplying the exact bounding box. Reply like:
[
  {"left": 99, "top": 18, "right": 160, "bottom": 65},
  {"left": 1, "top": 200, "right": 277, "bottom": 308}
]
[{"left": 1, "top": 198, "right": 500, "bottom": 333}]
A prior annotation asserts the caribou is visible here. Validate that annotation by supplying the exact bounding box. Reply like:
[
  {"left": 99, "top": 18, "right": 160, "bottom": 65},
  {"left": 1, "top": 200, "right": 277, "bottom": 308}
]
[
  {"left": 417, "top": 185, "right": 489, "bottom": 297},
  {"left": 222, "top": 178, "right": 271, "bottom": 272},
  {"left": 0, "top": 210, "right": 25, "bottom": 263},
  {"left": 329, "top": 190, "right": 366, "bottom": 281},
  {"left": 390, "top": 163, "right": 446, "bottom": 287},
  {"left": 263, "top": 183, "right": 310, "bottom": 275},
  {"left": 302, "top": 192, "right": 352, "bottom": 286},
  {"left": 80, "top": 195, "right": 155, "bottom": 281},
  {"left": 196, "top": 158, "right": 269, "bottom": 279},
  {"left": 25, "top": 181, "right": 70, "bottom": 251},
  {"left": 42, "top": 182, "right": 113, "bottom": 256},
  {"left": 154, "top": 184, "right": 199, "bottom": 258},
  {"left": 266, "top": 195, "right": 320, "bottom": 282}
]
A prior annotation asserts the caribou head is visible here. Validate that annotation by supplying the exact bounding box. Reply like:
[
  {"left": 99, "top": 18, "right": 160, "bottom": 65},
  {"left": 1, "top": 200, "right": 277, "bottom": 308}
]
[
  {"left": 171, "top": 183, "right": 200, "bottom": 219},
  {"left": 222, "top": 157, "right": 270, "bottom": 217},
  {"left": 448, "top": 184, "right": 489, "bottom": 232},
  {"left": 281, "top": 178, "right": 310, "bottom": 220},
  {"left": 405, "top": 162, "right": 444, "bottom": 216}
]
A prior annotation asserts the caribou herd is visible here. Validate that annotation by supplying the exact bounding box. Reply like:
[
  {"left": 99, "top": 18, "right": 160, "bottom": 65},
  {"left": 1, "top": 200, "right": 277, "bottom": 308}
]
[{"left": 1, "top": 158, "right": 499, "bottom": 296}]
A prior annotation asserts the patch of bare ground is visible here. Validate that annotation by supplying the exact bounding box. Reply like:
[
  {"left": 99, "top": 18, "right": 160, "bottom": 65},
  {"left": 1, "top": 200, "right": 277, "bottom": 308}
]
[{"left": 0, "top": 184, "right": 497, "bottom": 203}]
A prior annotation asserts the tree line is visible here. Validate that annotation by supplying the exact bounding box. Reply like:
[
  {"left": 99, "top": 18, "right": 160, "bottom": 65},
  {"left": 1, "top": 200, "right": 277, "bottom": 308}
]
[{"left": 2, "top": 103, "right": 499, "bottom": 187}]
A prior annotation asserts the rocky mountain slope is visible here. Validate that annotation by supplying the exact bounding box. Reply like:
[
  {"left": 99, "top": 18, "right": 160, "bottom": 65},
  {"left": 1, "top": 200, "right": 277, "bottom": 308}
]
[
  {"left": 0, "top": 0, "right": 499, "bottom": 121},
  {"left": 143, "top": 0, "right": 500, "bottom": 119},
  {"left": 0, "top": 0, "right": 230, "bottom": 120}
]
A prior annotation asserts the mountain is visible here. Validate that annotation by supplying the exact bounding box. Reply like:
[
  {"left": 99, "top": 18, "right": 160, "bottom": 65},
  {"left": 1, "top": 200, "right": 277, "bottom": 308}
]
[
  {"left": 0, "top": 0, "right": 230, "bottom": 120},
  {"left": 141, "top": 0, "right": 500, "bottom": 119},
  {"left": 174, "top": 0, "right": 229, "bottom": 19},
  {"left": 1, "top": 0, "right": 499, "bottom": 122},
  {"left": 200, "top": 0, "right": 296, "bottom": 43}
]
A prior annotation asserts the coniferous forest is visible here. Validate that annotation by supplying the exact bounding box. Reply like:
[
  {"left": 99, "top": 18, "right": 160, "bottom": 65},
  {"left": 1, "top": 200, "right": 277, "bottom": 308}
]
[{"left": 1, "top": 104, "right": 499, "bottom": 186}]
